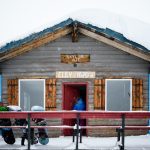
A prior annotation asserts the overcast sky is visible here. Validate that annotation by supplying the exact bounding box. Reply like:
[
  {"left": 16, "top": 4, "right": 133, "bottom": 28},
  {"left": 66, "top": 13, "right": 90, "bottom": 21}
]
[{"left": 0, "top": 0, "right": 150, "bottom": 49}]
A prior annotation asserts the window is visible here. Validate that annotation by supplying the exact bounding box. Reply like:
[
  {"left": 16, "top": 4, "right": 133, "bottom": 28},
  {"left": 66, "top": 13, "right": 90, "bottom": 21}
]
[
  {"left": 19, "top": 79, "right": 45, "bottom": 111},
  {"left": 105, "top": 79, "right": 132, "bottom": 111}
]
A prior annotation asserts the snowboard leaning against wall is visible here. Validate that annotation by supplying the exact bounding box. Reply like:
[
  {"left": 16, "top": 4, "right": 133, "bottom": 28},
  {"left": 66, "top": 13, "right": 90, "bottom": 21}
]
[
  {"left": 7, "top": 105, "right": 37, "bottom": 146},
  {"left": 31, "top": 106, "right": 49, "bottom": 145},
  {"left": 0, "top": 106, "right": 15, "bottom": 144}
]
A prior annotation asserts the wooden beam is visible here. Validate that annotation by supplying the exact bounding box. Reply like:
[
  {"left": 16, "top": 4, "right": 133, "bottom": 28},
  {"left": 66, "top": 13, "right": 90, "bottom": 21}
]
[
  {"left": 72, "top": 22, "right": 78, "bottom": 42},
  {"left": 79, "top": 27, "right": 150, "bottom": 62},
  {"left": 0, "top": 27, "right": 72, "bottom": 62},
  {"left": 8, "top": 76, "right": 51, "bottom": 79}
]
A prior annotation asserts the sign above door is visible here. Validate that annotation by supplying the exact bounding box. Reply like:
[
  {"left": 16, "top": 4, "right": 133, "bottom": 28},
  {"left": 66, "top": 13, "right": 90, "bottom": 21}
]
[{"left": 56, "top": 71, "right": 95, "bottom": 78}]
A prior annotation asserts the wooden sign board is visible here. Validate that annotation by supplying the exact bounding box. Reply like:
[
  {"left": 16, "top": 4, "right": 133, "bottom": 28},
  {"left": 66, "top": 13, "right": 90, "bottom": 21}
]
[
  {"left": 61, "top": 54, "right": 90, "bottom": 64},
  {"left": 56, "top": 71, "right": 95, "bottom": 78}
]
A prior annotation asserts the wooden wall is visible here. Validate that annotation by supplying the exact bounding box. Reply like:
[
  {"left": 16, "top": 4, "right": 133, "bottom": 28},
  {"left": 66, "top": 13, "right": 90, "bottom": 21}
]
[
  {"left": 0, "top": 33, "right": 149, "bottom": 136},
  {"left": 1, "top": 34, "right": 149, "bottom": 108}
]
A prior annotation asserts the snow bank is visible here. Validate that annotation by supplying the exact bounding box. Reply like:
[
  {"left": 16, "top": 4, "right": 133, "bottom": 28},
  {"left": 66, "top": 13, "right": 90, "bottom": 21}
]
[{"left": 0, "top": 135, "right": 150, "bottom": 149}]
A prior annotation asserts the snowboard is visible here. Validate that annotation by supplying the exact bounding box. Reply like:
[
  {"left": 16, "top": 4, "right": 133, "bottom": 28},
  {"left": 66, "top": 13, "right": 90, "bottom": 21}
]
[
  {"left": 0, "top": 106, "right": 15, "bottom": 144},
  {"left": 7, "top": 105, "right": 38, "bottom": 145},
  {"left": 31, "top": 106, "right": 49, "bottom": 145}
]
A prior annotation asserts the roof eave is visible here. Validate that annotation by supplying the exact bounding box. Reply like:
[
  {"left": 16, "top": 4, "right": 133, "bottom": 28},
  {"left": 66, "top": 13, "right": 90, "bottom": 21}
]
[
  {"left": 0, "top": 19, "right": 149, "bottom": 62},
  {"left": 77, "top": 21, "right": 150, "bottom": 62},
  {"left": 0, "top": 26, "right": 72, "bottom": 62}
]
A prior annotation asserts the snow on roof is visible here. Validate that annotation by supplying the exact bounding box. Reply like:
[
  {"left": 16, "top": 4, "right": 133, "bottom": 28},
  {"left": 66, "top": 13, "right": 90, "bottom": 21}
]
[
  {"left": 0, "top": 0, "right": 150, "bottom": 51},
  {"left": 0, "top": 19, "right": 73, "bottom": 53},
  {"left": 0, "top": 18, "right": 149, "bottom": 54}
]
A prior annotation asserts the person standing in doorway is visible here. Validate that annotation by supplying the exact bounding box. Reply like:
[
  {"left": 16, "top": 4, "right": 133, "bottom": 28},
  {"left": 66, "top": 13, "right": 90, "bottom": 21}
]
[
  {"left": 73, "top": 95, "right": 86, "bottom": 137},
  {"left": 73, "top": 95, "right": 86, "bottom": 111}
]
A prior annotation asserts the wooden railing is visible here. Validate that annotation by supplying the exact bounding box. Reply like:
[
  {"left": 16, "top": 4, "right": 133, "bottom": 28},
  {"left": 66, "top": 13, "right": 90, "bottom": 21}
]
[{"left": 0, "top": 111, "right": 150, "bottom": 150}]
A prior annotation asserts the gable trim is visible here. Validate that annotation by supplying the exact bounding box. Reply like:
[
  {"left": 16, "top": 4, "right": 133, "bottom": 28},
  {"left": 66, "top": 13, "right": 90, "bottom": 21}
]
[
  {"left": 79, "top": 27, "right": 150, "bottom": 62},
  {"left": 0, "top": 27, "right": 72, "bottom": 62},
  {"left": 0, "top": 19, "right": 149, "bottom": 62}
]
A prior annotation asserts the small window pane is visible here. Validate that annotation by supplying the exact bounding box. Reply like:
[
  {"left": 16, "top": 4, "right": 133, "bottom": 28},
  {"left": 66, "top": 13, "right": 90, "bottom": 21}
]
[
  {"left": 19, "top": 80, "right": 45, "bottom": 111},
  {"left": 106, "top": 79, "right": 131, "bottom": 111}
]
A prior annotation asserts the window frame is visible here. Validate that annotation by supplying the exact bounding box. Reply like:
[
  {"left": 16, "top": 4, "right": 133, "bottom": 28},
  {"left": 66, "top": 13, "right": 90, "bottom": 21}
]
[
  {"left": 19, "top": 79, "right": 45, "bottom": 111},
  {"left": 105, "top": 79, "right": 132, "bottom": 111}
]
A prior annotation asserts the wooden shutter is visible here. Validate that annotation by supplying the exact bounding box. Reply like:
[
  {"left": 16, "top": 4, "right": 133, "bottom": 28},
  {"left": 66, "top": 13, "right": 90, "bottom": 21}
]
[
  {"left": 132, "top": 79, "right": 144, "bottom": 111},
  {"left": 45, "top": 78, "right": 56, "bottom": 111},
  {"left": 7, "top": 79, "right": 18, "bottom": 105},
  {"left": 94, "top": 79, "right": 105, "bottom": 110}
]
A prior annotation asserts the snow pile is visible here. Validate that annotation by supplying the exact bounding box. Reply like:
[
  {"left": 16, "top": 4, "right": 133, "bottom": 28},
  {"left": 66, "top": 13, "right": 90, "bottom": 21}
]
[
  {"left": 70, "top": 8, "right": 150, "bottom": 50},
  {"left": 0, "top": 0, "right": 150, "bottom": 50}
]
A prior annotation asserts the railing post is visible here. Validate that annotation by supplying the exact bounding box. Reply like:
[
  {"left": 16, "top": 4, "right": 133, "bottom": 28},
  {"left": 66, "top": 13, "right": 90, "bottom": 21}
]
[
  {"left": 76, "top": 113, "right": 80, "bottom": 150},
  {"left": 73, "top": 124, "right": 76, "bottom": 143},
  {"left": 28, "top": 113, "right": 31, "bottom": 150},
  {"left": 121, "top": 114, "right": 125, "bottom": 150},
  {"left": 116, "top": 128, "right": 120, "bottom": 142},
  {"left": 73, "top": 129, "right": 75, "bottom": 142},
  {"left": 79, "top": 128, "right": 82, "bottom": 143}
]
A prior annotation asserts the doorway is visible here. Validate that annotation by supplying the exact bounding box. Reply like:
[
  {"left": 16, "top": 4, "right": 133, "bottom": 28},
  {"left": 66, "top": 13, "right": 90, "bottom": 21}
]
[{"left": 63, "top": 82, "right": 87, "bottom": 136}]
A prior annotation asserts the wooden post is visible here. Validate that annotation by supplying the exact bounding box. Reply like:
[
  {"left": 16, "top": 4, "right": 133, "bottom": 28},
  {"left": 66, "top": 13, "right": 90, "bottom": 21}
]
[
  {"left": 121, "top": 114, "right": 125, "bottom": 150},
  {"left": 28, "top": 113, "right": 31, "bottom": 150},
  {"left": 76, "top": 113, "right": 80, "bottom": 150},
  {"left": 72, "top": 22, "right": 78, "bottom": 42}
]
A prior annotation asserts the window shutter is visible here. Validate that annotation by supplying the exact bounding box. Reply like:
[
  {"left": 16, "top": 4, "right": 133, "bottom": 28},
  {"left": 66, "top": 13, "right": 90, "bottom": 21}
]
[
  {"left": 94, "top": 79, "right": 105, "bottom": 110},
  {"left": 45, "top": 78, "right": 56, "bottom": 111},
  {"left": 7, "top": 79, "right": 18, "bottom": 105},
  {"left": 132, "top": 79, "right": 144, "bottom": 111}
]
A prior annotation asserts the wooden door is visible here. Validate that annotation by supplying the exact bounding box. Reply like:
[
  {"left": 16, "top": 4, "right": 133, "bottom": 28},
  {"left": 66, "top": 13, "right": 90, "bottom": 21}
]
[
  {"left": 63, "top": 85, "right": 79, "bottom": 135},
  {"left": 64, "top": 85, "right": 79, "bottom": 110},
  {"left": 63, "top": 83, "right": 87, "bottom": 136}
]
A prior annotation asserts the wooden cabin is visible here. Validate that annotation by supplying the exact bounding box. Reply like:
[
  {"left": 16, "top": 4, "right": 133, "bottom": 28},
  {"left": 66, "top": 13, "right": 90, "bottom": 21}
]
[{"left": 0, "top": 18, "right": 150, "bottom": 137}]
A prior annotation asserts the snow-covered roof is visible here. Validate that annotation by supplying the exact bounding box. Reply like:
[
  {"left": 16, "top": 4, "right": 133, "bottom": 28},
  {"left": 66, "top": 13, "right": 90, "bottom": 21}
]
[
  {"left": 0, "top": 19, "right": 73, "bottom": 53},
  {"left": 0, "top": 18, "right": 150, "bottom": 62},
  {"left": 0, "top": 0, "right": 150, "bottom": 60},
  {"left": 0, "top": 18, "right": 149, "bottom": 53}
]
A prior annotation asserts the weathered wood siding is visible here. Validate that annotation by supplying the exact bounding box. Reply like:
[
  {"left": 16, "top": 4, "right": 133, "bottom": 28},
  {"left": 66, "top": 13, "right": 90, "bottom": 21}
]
[{"left": 0, "top": 34, "right": 149, "bottom": 136}]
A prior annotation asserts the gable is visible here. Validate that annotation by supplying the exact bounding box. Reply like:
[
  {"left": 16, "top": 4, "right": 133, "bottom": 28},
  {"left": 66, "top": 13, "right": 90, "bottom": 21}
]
[
  {"left": 1, "top": 34, "right": 149, "bottom": 74},
  {"left": 0, "top": 19, "right": 149, "bottom": 62},
  {"left": 1, "top": 34, "right": 149, "bottom": 112}
]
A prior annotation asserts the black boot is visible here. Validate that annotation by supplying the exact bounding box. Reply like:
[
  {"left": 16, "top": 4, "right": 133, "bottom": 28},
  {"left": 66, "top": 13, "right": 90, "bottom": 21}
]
[
  {"left": 21, "top": 133, "right": 27, "bottom": 146},
  {"left": 21, "top": 137, "right": 25, "bottom": 146}
]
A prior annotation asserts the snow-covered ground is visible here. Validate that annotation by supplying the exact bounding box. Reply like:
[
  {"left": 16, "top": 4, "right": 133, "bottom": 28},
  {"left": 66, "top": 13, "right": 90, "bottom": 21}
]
[{"left": 1, "top": 134, "right": 150, "bottom": 150}]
